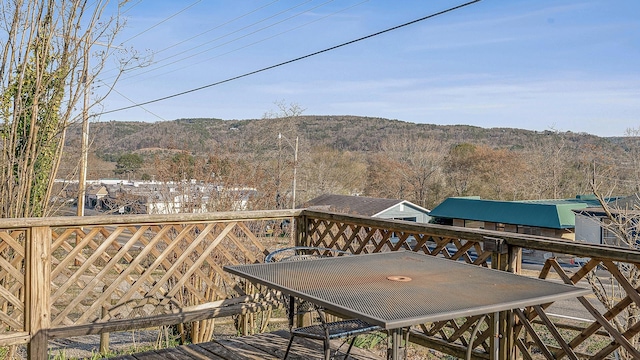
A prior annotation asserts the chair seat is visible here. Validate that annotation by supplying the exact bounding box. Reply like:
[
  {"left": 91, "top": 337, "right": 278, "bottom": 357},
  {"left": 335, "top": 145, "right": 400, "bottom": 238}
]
[{"left": 291, "top": 318, "right": 381, "bottom": 340}]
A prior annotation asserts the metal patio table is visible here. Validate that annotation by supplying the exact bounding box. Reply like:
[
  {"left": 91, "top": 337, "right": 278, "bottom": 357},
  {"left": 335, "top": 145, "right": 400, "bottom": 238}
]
[{"left": 224, "top": 251, "right": 590, "bottom": 360}]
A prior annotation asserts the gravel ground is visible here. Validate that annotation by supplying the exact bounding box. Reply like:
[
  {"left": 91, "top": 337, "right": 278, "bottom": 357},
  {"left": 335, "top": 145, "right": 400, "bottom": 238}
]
[
  {"left": 48, "top": 330, "right": 161, "bottom": 359},
  {"left": 4, "top": 330, "right": 162, "bottom": 360}
]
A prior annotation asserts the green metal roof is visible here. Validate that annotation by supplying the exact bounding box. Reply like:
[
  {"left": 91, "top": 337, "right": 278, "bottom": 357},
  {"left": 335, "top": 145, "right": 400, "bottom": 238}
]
[{"left": 429, "top": 197, "right": 591, "bottom": 229}]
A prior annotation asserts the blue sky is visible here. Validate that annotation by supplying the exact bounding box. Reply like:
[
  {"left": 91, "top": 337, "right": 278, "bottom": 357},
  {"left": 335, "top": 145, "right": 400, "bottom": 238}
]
[{"left": 97, "top": 0, "right": 640, "bottom": 137}]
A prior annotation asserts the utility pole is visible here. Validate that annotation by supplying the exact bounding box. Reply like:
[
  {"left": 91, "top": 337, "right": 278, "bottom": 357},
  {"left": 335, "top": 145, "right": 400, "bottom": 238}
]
[
  {"left": 278, "top": 133, "right": 298, "bottom": 209},
  {"left": 292, "top": 136, "right": 298, "bottom": 209},
  {"left": 75, "top": 34, "right": 120, "bottom": 217},
  {"left": 277, "top": 133, "right": 282, "bottom": 209},
  {"left": 77, "top": 36, "right": 90, "bottom": 217}
]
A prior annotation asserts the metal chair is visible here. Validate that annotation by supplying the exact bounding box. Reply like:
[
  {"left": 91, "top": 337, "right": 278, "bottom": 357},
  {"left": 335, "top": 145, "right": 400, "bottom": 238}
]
[
  {"left": 266, "top": 246, "right": 381, "bottom": 360},
  {"left": 264, "top": 246, "right": 351, "bottom": 262}
]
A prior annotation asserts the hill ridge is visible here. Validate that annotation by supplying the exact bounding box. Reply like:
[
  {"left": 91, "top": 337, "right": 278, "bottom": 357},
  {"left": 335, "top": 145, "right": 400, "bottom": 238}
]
[{"left": 66, "top": 115, "right": 617, "bottom": 156}]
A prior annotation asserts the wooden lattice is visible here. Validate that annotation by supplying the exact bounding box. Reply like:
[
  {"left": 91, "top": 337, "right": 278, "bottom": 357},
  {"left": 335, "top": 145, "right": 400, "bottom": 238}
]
[
  {"left": 0, "top": 210, "right": 638, "bottom": 360},
  {"left": 303, "top": 213, "right": 640, "bottom": 359},
  {"left": 511, "top": 257, "right": 640, "bottom": 359},
  {"left": 305, "top": 217, "right": 491, "bottom": 264},
  {"left": 49, "top": 221, "right": 270, "bottom": 326},
  {"left": 305, "top": 216, "right": 500, "bottom": 357},
  {"left": 0, "top": 230, "right": 25, "bottom": 333}
]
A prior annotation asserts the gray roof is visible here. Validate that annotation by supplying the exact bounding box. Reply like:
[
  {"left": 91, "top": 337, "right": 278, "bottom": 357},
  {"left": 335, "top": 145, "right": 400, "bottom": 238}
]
[
  {"left": 576, "top": 194, "right": 640, "bottom": 216},
  {"left": 303, "top": 194, "right": 403, "bottom": 217},
  {"left": 612, "top": 194, "right": 640, "bottom": 210}
]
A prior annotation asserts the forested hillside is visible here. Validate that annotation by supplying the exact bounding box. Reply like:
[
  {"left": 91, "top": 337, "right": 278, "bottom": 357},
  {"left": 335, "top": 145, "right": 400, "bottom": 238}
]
[
  {"left": 68, "top": 116, "right": 618, "bottom": 154},
  {"left": 62, "top": 116, "right": 639, "bottom": 210}
]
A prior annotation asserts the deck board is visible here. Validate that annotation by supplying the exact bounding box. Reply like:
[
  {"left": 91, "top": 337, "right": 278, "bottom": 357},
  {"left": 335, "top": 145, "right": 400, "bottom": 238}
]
[
  {"left": 174, "top": 344, "right": 226, "bottom": 360},
  {"left": 172, "top": 345, "right": 225, "bottom": 360},
  {"left": 108, "top": 330, "right": 384, "bottom": 360},
  {"left": 199, "top": 338, "right": 279, "bottom": 360}
]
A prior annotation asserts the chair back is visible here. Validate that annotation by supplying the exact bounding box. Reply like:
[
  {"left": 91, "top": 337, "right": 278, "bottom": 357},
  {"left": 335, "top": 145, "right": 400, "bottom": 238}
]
[{"left": 265, "top": 246, "right": 351, "bottom": 263}]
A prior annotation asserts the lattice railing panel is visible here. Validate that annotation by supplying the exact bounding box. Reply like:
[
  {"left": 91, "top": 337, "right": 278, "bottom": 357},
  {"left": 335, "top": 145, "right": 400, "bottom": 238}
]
[
  {"left": 512, "top": 257, "right": 640, "bottom": 359},
  {"left": 420, "top": 314, "right": 492, "bottom": 353},
  {"left": 305, "top": 217, "right": 491, "bottom": 263},
  {"left": 1, "top": 209, "right": 637, "bottom": 358},
  {"left": 302, "top": 214, "right": 640, "bottom": 358},
  {"left": 0, "top": 229, "right": 25, "bottom": 332},
  {"left": 50, "top": 220, "right": 270, "bottom": 326},
  {"left": 305, "top": 216, "right": 498, "bottom": 354},
  {"left": 256, "top": 213, "right": 640, "bottom": 359}
]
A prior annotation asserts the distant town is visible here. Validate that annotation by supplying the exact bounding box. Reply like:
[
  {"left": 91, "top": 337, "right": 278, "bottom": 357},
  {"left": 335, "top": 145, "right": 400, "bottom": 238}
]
[{"left": 58, "top": 179, "right": 256, "bottom": 215}]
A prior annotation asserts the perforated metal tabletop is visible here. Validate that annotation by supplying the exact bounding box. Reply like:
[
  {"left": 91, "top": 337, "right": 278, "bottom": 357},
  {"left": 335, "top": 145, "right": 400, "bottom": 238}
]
[{"left": 224, "top": 251, "right": 590, "bottom": 330}]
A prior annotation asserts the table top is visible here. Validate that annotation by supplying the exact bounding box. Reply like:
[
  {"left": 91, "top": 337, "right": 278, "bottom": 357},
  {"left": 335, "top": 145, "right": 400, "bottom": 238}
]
[{"left": 224, "top": 251, "right": 591, "bottom": 329}]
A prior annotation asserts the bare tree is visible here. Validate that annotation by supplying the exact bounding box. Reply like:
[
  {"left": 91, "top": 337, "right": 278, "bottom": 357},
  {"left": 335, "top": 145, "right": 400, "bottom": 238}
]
[
  {"left": 365, "top": 152, "right": 406, "bottom": 200},
  {"left": 521, "top": 131, "right": 589, "bottom": 200},
  {"left": 622, "top": 127, "right": 640, "bottom": 193},
  {"left": 262, "top": 100, "right": 305, "bottom": 209},
  {"left": 472, "top": 145, "right": 528, "bottom": 200},
  {"left": 444, "top": 143, "right": 477, "bottom": 197},
  {"left": 378, "top": 136, "right": 446, "bottom": 208},
  {"left": 303, "top": 146, "right": 367, "bottom": 201},
  {"left": 0, "top": 0, "right": 142, "bottom": 217}
]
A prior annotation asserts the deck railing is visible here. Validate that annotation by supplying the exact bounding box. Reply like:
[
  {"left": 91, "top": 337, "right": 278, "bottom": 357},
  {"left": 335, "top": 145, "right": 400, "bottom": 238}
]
[
  {"left": 0, "top": 209, "right": 638, "bottom": 359},
  {"left": 300, "top": 210, "right": 640, "bottom": 359}
]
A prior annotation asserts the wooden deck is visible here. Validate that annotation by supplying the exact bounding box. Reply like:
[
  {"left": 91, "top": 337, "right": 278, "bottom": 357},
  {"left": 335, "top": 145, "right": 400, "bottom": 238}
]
[{"left": 108, "top": 330, "right": 384, "bottom": 360}]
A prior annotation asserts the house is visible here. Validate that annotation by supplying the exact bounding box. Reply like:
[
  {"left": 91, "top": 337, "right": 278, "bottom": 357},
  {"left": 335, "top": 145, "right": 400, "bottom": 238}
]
[
  {"left": 85, "top": 185, "right": 109, "bottom": 209},
  {"left": 303, "top": 194, "right": 431, "bottom": 223},
  {"left": 428, "top": 195, "right": 606, "bottom": 240},
  {"left": 574, "top": 194, "right": 639, "bottom": 246},
  {"left": 81, "top": 179, "right": 258, "bottom": 215}
]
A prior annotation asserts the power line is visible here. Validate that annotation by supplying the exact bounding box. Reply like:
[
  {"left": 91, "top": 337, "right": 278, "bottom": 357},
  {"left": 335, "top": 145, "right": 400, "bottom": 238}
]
[
  {"left": 120, "top": 0, "right": 202, "bottom": 44},
  {"left": 130, "top": 0, "right": 370, "bottom": 83},
  {"left": 153, "top": 0, "right": 283, "bottom": 55},
  {"left": 98, "top": 0, "right": 482, "bottom": 116},
  {"left": 121, "top": 0, "right": 143, "bottom": 16},
  {"left": 117, "top": 0, "right": 346, "bottom": 84},
  {"left": 103, "top": 80, "right": 167, "bottom": 121},
  {"left": 96, "top": 0, "right": 204, "bottom": 83},
  {"left": 115, "top": 0, "right": 317, "bottom": 83},
  {"left": 98, "top": 0, "right": 306, "bottom": 81}
]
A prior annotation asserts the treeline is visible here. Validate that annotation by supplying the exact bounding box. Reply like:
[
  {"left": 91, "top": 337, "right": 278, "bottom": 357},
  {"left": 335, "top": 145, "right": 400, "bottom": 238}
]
[{"left": 63, "top": 116, "right": 639, "bottom": 210}]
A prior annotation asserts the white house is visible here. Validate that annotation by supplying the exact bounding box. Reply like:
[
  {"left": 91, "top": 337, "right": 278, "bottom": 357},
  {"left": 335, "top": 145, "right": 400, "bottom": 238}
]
[
  {"left": 574, "top": 194, "right": 639, "bottom": 246},
  {"left": 303, "top": 194, "right": 431, "bottom": 223}
]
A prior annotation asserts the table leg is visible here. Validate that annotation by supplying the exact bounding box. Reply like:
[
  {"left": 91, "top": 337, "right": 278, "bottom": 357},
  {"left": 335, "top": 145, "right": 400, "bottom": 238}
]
[
  {"left": 491, "top": 312, "right": 499, "bottom": 360},
  {"left": 387, "top": 328, "right": 403, "bottom": 360},
  {"left": 466, "top": 314, "right": 487, "bottom": 360},
  {"left": 288, "top": 295, "right": 294, "bottom": 330}
]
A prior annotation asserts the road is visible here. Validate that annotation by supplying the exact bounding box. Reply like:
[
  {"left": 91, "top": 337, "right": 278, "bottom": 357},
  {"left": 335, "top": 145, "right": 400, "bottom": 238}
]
[{"left": 520, "top": 262, "right": 616, "bottom": 323}]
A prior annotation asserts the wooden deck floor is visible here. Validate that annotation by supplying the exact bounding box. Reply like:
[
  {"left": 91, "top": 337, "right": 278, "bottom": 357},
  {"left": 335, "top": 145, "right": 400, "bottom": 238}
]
[{"left": 108, "top": 330, "right": 384, "bottom": 360}]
